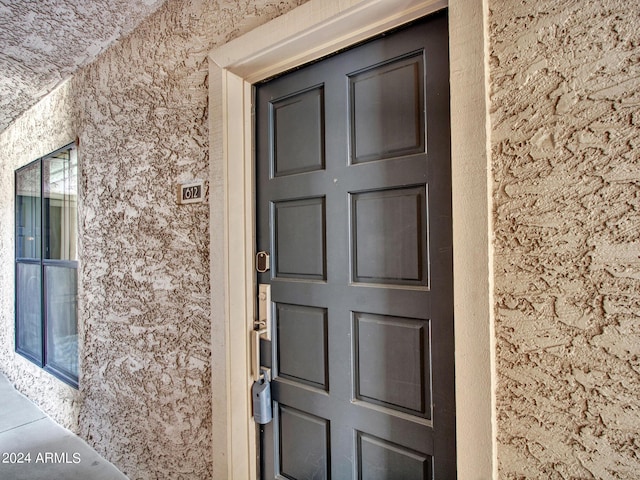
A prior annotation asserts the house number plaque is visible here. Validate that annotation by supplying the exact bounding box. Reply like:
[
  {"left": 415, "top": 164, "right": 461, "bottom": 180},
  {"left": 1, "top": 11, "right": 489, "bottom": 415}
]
[{"left": 177, "top": 180, "right": 204, "bottom": 205}]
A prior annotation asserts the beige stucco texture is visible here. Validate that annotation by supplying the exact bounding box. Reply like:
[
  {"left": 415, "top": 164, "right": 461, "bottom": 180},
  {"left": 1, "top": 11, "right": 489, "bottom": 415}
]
[
  {"left": 0, "top": 0, "right": 171, "bottom": 133},
  {"left": 490, "top": 0, "right": 640, "bottom": 478}
]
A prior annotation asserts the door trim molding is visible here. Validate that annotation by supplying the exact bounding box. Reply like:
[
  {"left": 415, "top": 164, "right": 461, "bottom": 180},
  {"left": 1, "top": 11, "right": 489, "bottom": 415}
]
[{"left": 209, "top": 0, "right": 495, "bottom": 477}]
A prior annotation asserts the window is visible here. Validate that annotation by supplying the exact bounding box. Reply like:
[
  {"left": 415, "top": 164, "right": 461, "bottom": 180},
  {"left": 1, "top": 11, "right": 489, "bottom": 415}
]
[{"left": 15, "top": 143, "right": 78, "bottom": 388}]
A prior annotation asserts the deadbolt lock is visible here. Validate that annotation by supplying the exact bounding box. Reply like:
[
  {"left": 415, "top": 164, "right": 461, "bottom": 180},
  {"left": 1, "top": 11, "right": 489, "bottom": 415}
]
[{"left": 256, "top": 251, "right": 270, "bottom": 273}]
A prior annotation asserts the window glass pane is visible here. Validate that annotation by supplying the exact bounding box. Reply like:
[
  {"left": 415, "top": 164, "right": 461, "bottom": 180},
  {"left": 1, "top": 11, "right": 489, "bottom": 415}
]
[
  {"left": 16, "top": 162, "right": 41, "bottom": 259},
  {"left": 44, "top": 149, "right": 77, "bottom": 261},
  {"left": 16, "top": 262, "right": 43, "bottom": 362},
  {"left": 45, "top": 265, "right": 78, "bottom": 378}
]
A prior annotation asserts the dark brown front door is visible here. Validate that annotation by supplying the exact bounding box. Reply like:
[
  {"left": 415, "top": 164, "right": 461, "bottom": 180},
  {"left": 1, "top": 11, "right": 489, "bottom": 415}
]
[{"left": 255, "top": 10, "right": 455, "bottom": 478}]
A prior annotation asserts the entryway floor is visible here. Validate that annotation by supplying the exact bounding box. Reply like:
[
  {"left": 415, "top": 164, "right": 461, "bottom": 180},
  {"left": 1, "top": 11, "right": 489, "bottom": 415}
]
[{"left": 0, "top": 371, "right": 128, "bottom": 480}]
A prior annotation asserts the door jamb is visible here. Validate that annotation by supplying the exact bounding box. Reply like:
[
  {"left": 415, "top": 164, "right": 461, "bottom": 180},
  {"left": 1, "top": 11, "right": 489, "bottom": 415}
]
[{"left": 209, "top": 0, "right": 495, "bottom": 478}]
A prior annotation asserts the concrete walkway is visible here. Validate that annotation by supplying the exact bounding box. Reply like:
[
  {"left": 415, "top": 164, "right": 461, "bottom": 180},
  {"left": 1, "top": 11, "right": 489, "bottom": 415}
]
[{"left": 0, "top": 371, "right": 128, "bottom": 480}]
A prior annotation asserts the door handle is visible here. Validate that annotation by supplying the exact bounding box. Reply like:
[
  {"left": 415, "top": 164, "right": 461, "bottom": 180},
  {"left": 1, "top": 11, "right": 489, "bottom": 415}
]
[
  {"left": 251, "top": 284, "right": 271, "bottom": 381},
  {"left": 251, "top": 329, "right": 267, "bottom": 382}
]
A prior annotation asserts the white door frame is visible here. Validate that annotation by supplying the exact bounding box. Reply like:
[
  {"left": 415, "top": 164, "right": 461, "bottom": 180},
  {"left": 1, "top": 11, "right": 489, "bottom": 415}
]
[{"left": 208, "top": 0, "right": 495, "bottom": 478}]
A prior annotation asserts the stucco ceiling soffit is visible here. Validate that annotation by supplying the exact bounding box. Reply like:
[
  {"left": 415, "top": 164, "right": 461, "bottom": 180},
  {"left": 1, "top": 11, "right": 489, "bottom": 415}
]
[{"left": 0, "top": 0, "right": 167, "bottom": 134}]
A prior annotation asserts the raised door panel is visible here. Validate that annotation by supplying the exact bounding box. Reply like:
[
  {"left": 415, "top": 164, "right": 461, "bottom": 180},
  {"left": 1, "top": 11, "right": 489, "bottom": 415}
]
[{"left": 349, "top": 53, "right": 425, "bottom": 164}]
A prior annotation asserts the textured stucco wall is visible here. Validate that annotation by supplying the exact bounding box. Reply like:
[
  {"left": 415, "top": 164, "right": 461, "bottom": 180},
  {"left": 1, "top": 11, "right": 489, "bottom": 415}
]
[
  {"left": 490, "top": 0, "right": 640, "bottom": 478},
  {"left": 0, "top": 0, "right": 305, "bottom": 479}
]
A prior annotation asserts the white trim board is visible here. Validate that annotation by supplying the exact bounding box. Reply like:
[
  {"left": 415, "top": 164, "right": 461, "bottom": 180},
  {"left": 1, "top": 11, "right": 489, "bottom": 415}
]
[{"left": 209, "top": 0, "right": 495, "bottom": 478}]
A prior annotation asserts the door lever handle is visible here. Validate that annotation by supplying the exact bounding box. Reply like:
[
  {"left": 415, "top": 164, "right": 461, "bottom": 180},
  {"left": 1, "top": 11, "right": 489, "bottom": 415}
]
[
  {"left": 251, "top": 284, "right": 272, "bottom": 381},
  {"left": 257, "top": 284, "right": 271, "bottom": 340},
  {"left": 252, "top": 328, "right": 267, "bottom": 382}
]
